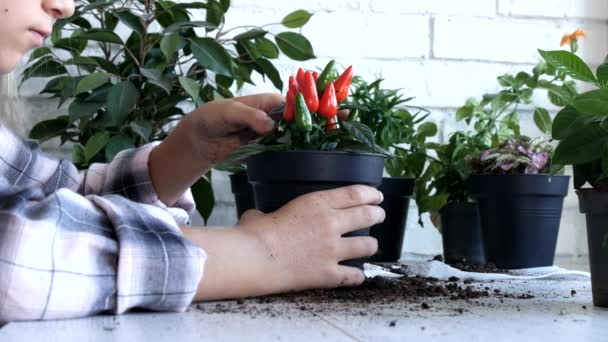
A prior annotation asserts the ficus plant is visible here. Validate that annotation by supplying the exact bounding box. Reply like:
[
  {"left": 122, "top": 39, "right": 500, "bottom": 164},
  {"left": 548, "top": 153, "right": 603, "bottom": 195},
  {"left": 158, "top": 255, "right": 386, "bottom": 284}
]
[{"left": 20, "top": 0, "right": 316, "bottom": 223}]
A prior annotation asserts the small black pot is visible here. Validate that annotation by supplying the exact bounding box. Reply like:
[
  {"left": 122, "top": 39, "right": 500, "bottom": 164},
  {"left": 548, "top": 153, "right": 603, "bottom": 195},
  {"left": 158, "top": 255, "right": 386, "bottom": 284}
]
[
  {"left": 229, "top": 171, "right": 256, "bottom": 219},
  {"left": 369, "top": 177, "right": 414, "bottom": 262},
  {"left": 247, "top": 150, "right": 385, "bottom": 269},
  {"left": 577, "top": 190, "right": 608, "bottom": 308},
  {"left": 440, "top": 201, "right": 485, "bottom": 265},
  {"left": 472, "top": 174, "right": 569, "bottom": 269}
]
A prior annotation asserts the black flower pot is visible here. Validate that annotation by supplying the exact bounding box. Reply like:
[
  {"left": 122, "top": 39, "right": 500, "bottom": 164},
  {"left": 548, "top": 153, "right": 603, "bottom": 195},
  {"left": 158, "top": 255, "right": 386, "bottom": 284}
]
[
  {"left": 229, "top": 171, "right": 256, "bottom": 219},
  {"left": 368, "top": 177, "right": 414, "bottom": 262},
  {"left": 577, "top": 190, "right": 608, "bottom": 308},
  {"left": 471, "top": 174, "right": 569, "bottom": 269},
  {"left": 246, "top": 150, "right": 385, "bottom": 269},
  {"left": 440, "top": 201, "right": 485, "bottom": 265}
]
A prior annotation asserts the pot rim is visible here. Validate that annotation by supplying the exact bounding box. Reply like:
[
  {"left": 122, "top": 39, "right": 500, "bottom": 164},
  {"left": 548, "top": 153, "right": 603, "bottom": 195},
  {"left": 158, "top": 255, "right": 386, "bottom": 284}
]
[{"left": 251, "top": 149, "right": 387, "bottom": 159}]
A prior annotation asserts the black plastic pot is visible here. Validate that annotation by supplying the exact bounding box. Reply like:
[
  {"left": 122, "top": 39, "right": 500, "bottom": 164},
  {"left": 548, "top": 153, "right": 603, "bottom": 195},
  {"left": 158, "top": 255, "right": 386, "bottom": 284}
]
[
  {"left": 229, "top": 171, "right": 256, "bottom": 219},
  {"left": 246, "top": 150, "right": 385, "bottom": 269},
  {"left": 577, "top": 190, "right": 608, "bottom": 308},
  {"left": 368, "top": 177, "right": 414, "bottom": 262},
  {"left": 471, "top": 174, "right": 569, "bottom": 269},
  {"left": 440, "top": 201, "right": 485, "bottom": 265}
]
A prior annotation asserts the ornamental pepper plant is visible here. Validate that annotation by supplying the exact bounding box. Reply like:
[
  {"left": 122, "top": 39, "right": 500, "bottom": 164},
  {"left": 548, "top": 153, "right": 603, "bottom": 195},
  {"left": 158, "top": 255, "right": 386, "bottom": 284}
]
[{"left": 216, "top": 60, "right": 387, "bottom": 170}]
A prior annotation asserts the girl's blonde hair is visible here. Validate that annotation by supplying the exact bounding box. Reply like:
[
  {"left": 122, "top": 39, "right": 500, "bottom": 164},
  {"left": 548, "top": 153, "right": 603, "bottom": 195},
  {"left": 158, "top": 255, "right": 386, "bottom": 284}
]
[{"left": 0, "top": 73, "right": 25, "bottom": 134}]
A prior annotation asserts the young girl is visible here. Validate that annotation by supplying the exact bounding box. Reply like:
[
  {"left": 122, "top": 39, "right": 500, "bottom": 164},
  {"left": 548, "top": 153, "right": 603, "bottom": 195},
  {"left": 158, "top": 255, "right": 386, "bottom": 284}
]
[{"left": 0, "top": 0, "right": 385, "bottom": 322}]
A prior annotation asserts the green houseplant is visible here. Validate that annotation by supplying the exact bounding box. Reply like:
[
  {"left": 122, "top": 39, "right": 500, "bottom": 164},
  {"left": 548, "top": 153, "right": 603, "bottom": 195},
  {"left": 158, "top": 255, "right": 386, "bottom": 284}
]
[
  {"left": 21, "top": 0, "right": 317, "bottom": 223},
  {"left": 540, "top": 30, "right": 608, "bottom": 307},
  {"left": 348, "top": 76, "right": 437, "bottom": 262},
  {"left": 425, "top": 34, "right": 581, "bottom": 265},
  {"left": 218, "top": 60, "right": 388, "bottom": 269}
]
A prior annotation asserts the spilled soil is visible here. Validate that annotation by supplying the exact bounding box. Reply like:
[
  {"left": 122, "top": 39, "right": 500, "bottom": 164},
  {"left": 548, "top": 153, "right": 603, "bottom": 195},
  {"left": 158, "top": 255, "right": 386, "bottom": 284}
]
[{"left": 195, "top": 263, "right": 536, "bottom": 318}]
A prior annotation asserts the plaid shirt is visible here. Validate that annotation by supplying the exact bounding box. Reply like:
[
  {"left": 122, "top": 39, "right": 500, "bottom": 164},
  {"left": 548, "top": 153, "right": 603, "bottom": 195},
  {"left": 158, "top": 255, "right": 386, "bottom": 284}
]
[{"left": 0, "top": 125, "right": 205, "bottom": 323}]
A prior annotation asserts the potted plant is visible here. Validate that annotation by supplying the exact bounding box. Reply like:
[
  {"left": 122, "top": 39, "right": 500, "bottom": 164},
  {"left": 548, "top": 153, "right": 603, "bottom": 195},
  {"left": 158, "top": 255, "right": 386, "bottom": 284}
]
[
  {"left": 21, "top": 0, "right": 317, "bottom": 223},
  {"left": 539, "top": 29, "right": 608, "bottom": 306},
  {"left": 219, "top": 60, "right": 388, "bottom": 268},
  {"left": 348, "top": 76, "right": 437, "bottom": 262},
  {"left": 424, "top": 132, "right": 485, "bottom": 265},
  {"left": 426, "top": 37, "right": 581, "bottom": 266},
  {"left": 467, "top": 137, "right": 569, "bottom": 269}
]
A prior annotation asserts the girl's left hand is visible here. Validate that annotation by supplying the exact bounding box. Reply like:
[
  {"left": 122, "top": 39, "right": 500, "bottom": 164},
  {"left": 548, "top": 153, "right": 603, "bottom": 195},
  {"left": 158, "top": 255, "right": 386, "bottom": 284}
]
[{"left": 149, "top": 93, "right": 282, "bottom": 206}]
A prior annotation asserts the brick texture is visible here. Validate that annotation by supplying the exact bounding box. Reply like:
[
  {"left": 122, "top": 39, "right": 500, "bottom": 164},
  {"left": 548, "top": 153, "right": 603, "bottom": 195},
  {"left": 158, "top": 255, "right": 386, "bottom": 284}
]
[{"left": 13, "top": 0, "right": 608, "bottom": 257}]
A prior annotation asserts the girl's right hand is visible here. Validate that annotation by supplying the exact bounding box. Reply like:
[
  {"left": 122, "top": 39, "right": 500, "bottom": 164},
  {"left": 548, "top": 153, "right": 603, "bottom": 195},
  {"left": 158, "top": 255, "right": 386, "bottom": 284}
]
[
  {"left": 238, "top": 184, "right": 385, "bottom": 293},
  {"left": 184, "top": 184, "right": 384, "bottom": 301}
]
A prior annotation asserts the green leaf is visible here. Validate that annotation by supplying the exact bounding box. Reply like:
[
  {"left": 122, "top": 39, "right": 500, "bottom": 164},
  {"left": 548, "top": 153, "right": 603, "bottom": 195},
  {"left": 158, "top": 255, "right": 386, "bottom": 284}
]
[
  {"left": 455, "top": 105, "right": 473, "bottom": 122},
  {"left": 341, "top": 121, "right": 375, "bottom": 148},
  {"left": 497, "top": 74, "right": 515, "bottom": 87},
  {"left": 22, "top": 56, "right": 67, "bottom": 78},
  {"left": 81, "top": 0, "right": 116, "bottom": 12},
  {"left": 553, "top": 124, "right": 608, "bottom": 165},
  {"left": 281, "top": 10, "right": 313, "bottom": 28},
  {"left": 255, "top": 37, "right": 279, "bottom": 59},
  {"left": 164, "top": 21, "right": 216, "bottom": 33},
  {"left": 553, "top": 107, "right": 579, "bottom": 139},
  {"left": 72, "top": 144, "right": 85, "bottom": 167},
  {"left": 597, "top": 62, "right": 608, "bottom": 87},
  {"left": 178, "top": 76, "right": 202, "bottom": 106},
  {"left": 206, "top": 0, "right": 224, "bottom": 32},
  {"left": 140, "top": 68, "right": 173, "bottom": 94},
  {"left": 190, "top": 37, "right": 234, "bottom": 77},
  {"left": 29, "top": 117, "right": 69, "bottom": 142},
  {"left": 84, "top": 132, "right": 111, "bottom": 162},
  {"left": 75, "top": 73, "right": 110, "bottom": 95},
  {"left": 538, "top": 49, "right": 597, "bottom": 84},
  {"left": 533, "top": 107, "right": 552, "bottom": 135},
  {"left": 571, "top": 89, "right": 608, "bottom": 116},
  {"left": 106, "top": 81, "right": 138, "bottom": 126},
  {"left": 160, "top": 33, "right": 180, "bottom": 59},
  {"left": 69, "top": 98, "right": 104, "bottom": 123},
  {"left": 105, "top": 134, "right": 134, "bottom": 162},
  {"left": 255, "top": 58, "right": 283, "bottom": 90},
  {"left": 215, "top": 144, "right": 287, "bottom": 171},
  {"left": 27, "top": 47, "right": 52, "bottom": 63},
  {"left": 234, "top": 28, "right": 267, "bottom": 41},
  {"left": 417, "top": 122, "right": 438, "bottom": 137},
  {"left": 114, "top": 10, "right": 144, "bottom": 36},
  {"left": 191, "top": 175, "right": 215, "bottom": 224},
  {"left": 219, "top": 0, "right": 230, "bottom": 12},
  {"left": 129, "top": 120, "right": 152, "bottom": 142},
  {"left": 275, "top": 32, "right": 315, "bottom": 61},
  {"left": 65, "top": 56, "right": 100, "bottom": 67},
  {"left": 77, "top": 29, "right": 123, "bottom": 44}
]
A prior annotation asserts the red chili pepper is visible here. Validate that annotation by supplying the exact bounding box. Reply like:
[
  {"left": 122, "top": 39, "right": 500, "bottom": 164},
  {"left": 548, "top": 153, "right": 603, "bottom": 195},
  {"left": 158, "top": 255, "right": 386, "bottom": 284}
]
[
  {"left": 283, "top": 76, "right": 299, "bottom": 121},
  {"left": 312, "top": 71, "right": 319, "bottom": 82},
  {"left": 334, "top": 65, "right": 353, "bottom": 103},
  {"left": 296, "top": 68, "right": 305, "bottom": 88},
  {"left": 318, "top": 82, "right": 338, "bottom": 118},
  {"left": 302, "top": 71, "right": 319, "bottom": 113},
  {"left": 325, "top": 116, "right": 338, "bottom": 132}
]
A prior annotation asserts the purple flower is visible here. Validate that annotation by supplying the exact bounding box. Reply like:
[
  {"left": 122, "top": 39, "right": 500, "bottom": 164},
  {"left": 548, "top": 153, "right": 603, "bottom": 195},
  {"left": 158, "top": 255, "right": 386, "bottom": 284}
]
[
  {"left": 531, "top": 152, "right": 549, "bottom": 171},
  {"left": 480, "top": 150, "right": 492, "bottom": 161}
]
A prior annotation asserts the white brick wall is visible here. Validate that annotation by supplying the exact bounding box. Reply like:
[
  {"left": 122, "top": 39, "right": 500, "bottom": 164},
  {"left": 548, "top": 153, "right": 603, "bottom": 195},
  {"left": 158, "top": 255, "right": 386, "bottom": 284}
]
[{"left": 13, "top": 0, "right": 608, "bottom": 259}]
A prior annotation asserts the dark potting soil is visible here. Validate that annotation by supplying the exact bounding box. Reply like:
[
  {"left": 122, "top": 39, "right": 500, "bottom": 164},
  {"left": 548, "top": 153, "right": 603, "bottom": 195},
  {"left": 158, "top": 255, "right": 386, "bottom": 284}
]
[{"left": 196, "top": 263, "right": 535, "bottom": 318}]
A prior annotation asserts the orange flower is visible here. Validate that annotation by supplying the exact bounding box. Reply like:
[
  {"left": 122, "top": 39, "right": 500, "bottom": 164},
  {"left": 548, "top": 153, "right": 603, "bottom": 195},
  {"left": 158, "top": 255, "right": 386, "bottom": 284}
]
[{"left": 560, "top": 29, "right": 586, "bottom": 46}]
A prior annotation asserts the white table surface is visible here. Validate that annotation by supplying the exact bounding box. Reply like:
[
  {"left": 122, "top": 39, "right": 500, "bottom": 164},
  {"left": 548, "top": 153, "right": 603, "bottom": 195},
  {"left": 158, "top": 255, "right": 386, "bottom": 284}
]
[{"left": 1, "top": 276, "right": 607, "bottom": 342}]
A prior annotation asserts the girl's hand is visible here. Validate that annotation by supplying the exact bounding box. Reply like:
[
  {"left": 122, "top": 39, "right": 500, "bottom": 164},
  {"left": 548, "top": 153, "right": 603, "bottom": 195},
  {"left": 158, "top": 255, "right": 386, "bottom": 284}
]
[
  {"left": 184, "top": 185, "right": 385, "bottom": 301},
  {"left": 149, "top": 93, "right": 282, "bottom": 206}
]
